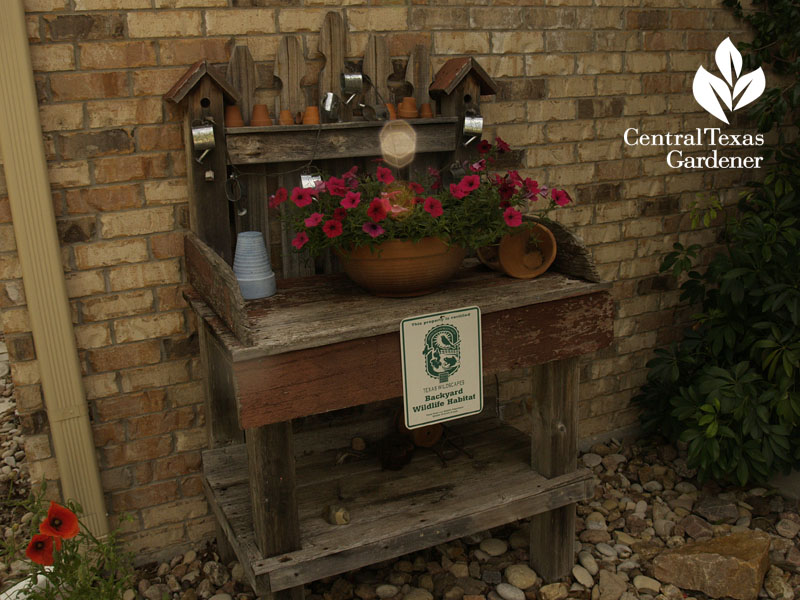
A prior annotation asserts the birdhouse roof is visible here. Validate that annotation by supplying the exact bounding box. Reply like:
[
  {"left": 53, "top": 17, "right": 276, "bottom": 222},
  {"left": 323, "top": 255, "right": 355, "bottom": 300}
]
[
  {"left": 165, "top": 60, "right": 241, "bottom": 105},
  {"left": 429, "top": 57, "right": 497, "bottom": 98}
]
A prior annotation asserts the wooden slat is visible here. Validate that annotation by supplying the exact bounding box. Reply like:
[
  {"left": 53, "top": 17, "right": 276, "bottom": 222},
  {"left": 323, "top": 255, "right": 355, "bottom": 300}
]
[
  {"left": 225, "top": 118, "right": 459, "bottom": 165},
  {"left": 199, "top": 320, "right": 243, "bottom": 447},
  {"left": 274, "top": 36, "right": 305, "bottom": 118},
  {"left": 363, "top": 35, "right": 391, "bottom": 106},
  {"left": 227, "top": 46, "right": 258, "bottom": 126},
  {"left": 406, "top": 45, "right": 431, "bottom": 108},
  {"left": 318, "top": 12, "right": 351, "bottom": 122}
]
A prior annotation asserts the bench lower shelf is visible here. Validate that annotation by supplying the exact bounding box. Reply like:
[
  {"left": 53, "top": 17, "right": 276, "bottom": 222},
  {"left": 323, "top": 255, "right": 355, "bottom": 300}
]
[{"left": 202, "top": 419, "right": 593, "bottom": 596}]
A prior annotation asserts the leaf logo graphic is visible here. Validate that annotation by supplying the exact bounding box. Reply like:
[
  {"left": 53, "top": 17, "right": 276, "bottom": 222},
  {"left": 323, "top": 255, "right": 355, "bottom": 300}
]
[{"left": 692, "top": 37, "right": 765, "bottom": 124}]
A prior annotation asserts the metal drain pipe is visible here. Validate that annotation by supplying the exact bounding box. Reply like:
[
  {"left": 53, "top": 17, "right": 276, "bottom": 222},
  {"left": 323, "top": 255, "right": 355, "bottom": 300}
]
[{"left": 0, "top": 0, "right": 108, "bottom": 535}]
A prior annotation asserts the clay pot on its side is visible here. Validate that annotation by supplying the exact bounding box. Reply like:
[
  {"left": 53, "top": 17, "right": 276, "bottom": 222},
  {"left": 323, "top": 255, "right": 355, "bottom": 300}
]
[
  {"left": 479, "top": 222, "right": 557, "bottom": 279},
  {"left": 225, "top": 105, "right": 245, "bottom": 127}
]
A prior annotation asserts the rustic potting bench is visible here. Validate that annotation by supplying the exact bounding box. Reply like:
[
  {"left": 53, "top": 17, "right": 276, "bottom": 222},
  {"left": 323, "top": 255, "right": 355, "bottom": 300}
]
[{"left": 166, "top": 53, "right": 614, "bottom": 600}]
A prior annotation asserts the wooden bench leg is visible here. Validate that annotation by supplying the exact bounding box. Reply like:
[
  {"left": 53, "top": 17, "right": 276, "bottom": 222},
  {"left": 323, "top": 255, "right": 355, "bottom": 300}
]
[
  {"left": 246, "top": 423, "right": 304, "bottom": 600},
  {"left": 528, "top": 357, "right": 579, "bottom": 581}
]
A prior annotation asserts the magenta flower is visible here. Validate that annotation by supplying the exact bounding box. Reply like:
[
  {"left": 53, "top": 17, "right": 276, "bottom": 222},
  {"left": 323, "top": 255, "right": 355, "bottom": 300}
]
[
  {"left": 332, "top": 207, "right": 347, "bottom": 221},
  {"left": 341, "top": 165, "right": 359, "bottom": 187},
  {"left": 367, "top": 197, "right": 388, "bottom": 222},
  {"left": 477, "top": 140, "right": 492, "bottom": 154},
  {"left": 495, "top": 137, "right": 510, "bottom": 153},
  {"left": 458, "top": 175, "right": 480, "bottom": 194},
  {"left": 322, "top": 219, "right": 343, "bottom": 238},
  {"left": 408, "top": 182, "right": 424, "bottom": 194},
  {"left": 424, "top": 197, "right": 443, "bottom": 218},
  {"left": 376, "top": 166, "right": 394, "bottom": 185},
  {"left": 504, "top": 207, "right": 522, "bottom": 227},
  {"left": 362, "top": 222, "right": 385, "bottom": 238},
  {"left": 291, "top": 187, "right": 314, "bottom": 207},
  {"left": 524, "top": 178, "right": 541, "bottom": 198},
  {"left": 291, "top": 231, "right": 309, "bottom": 249},
  {"left": 341, "top": 191, "right": 361, "bottom": 209},
  {"left": 304, "top": 212, "right": 324, "bottom": 227},
  {"left": 268, "top": 187, "right": 287, "bottom": 209},
  {"left": 470, "top": 159, "right": 486, "bottom": 172},
  {"left": 450, "top": 183, "right": 467, "bottom": 200},
  {"left": 552, "top": 188, "right": 571, "bottom": 206},
  {"left": 326, "top": 176, "right": 347, "bottom": 197}
]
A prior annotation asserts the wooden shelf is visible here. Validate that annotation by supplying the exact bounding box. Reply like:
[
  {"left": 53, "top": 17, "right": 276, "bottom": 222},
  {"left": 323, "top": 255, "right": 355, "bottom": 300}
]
[
  {"left": 224, "top": 117, "right": 460, "bottom": 164},
  {"left": 203, "top": 415, "right": 594, "bottom": 596}
]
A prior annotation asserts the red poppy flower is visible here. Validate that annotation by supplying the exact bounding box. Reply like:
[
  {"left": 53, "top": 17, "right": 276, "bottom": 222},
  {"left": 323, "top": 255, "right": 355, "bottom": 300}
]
[
  {"left": 503, "top": 207, "right": 522, "bottom": 227},
  {"left": 376, "top": 166, "right": 394, "bottom": 185},
  {"left": 408, "top": 182, "right": 425, "bottom": 194},
  {"left": 40, "top": 502, "right": 79, "bottom": 540},
  {"left": 449, "top": 183, "right": 467, "bottom": 200},
  {"left": 477, "top": 140, "right": 492, "bottom": 154},
  {"left": 304, "top": 212, "right": 324, "bottom": 228},
  {"left": 423, "top": 197, "right": 443, "bottom": 218},
  {"left": 552, "top": 188, "right": 571, "bottom": 206},
  {"left": 341, "top": 191, "right": 361, "bottom": 209},
  {"left": 26, "top": 534, "right": 56, "bottom": 566},
  {"left": 292, "top": 231, "right": 309, "bottom": 249},
  {"left": 322, "top": 219, "right": 343, "bottom": 238},
  {"left": 362, "top": 222, "right": 385, "bottom": 238},
  {"left": 332, "top": 207, "right": 347, "bottom": 221},
  {"left": 291, "top": 187, "right": 314, "bottom": 208},
  {"left": 458, "top": 175, "right": 480, "bottom": 194},
  {"left": 325, "top": 176, "right": 347, "bottom": 197},
  {"left": 495, "top": 137, "right": 510, "bottom": 153},
  {"left": 268, "top": 187, "right": 287, "bottom": 209},
  {"left": 367, "top": 197, "right": 388, "bottom": 222}
]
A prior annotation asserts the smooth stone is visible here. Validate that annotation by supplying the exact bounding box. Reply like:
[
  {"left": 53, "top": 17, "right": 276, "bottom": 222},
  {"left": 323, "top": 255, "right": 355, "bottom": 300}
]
[
  {"left": 578, "top": 551, "right": 599, "bottom": 576},
  {"left": 654, "top": 519, "right": 675, "bottom": 539},
  {"left": 679, "top": 515, "right": 713, "bottom": 539},
  {"left": 596, "top": 543, "right": 617, "bottom": 558},
  {"left": 451, "top": 563, "right": 470, "bottom": 578},
  {"left": 404, "top": 589, "right": 434, "bottom": 600},
  {"left": 509, "top": 530, "right": 528, "bottom": 550},
  {"left": 674, "top": 482, "right": 697, "bottom": 494},
  {"left": 613, "top": 544, "right": 631, "bottom": 559},
  {"left": 598, "top": 570, "right": 627, "bottom": 600},
  {"left": 616, "top": 560, "right": 639, "bottom": 572},
  {"left": 538, "top": 583, "right": 568, "bottom": 600},
  {"left": 776, "top": 519, "right": 800, "bottom": 539},
  {"left": 693, "top": 496, "right": 739, "bottom": 525},
  {"left": 145, "top": 584, "right": 171, "bottom": 600},
  {"left": 583, "top": 453, "right": 603, "bottom": 468},
  {"left": 495, "top": 583, "right": 525, "bottom": 600},
  {"left": 614, "top": 531, "right": 636, "bottom": 546},
  {"left": 602, "top": 454, "right": 627, "bottom": 472},
  {"left": 123, "top": 591, "right": 136, "bottom": 600},
  {"left": 209, "top": 595, "right": 232, "bottom": 600},
  {"left": 183, "top": 550, "right": 197, "bottom": 564},
  {"left": 480, "top": 539, "right": 508, "bottom": 557},
  {"left": 764, "top": 573, "right": 794, "bottom": 600},
  {"left": 586, "top": 512, "right": 608, "bottom": 531},
  {"left": 504, "top": 564, "right": 537, "bottom": 590},
  {"left": 572, "top": 565, "right": 594, "bottom": 588},
  {"left": 643, "top": 480, "right": 663, "bottom": 492},
  {"left": 633, "top": 575, "right": 661, "bottom": 594},
  {"left": 444, "top": 587, "right": 465, "bottom": 600}
]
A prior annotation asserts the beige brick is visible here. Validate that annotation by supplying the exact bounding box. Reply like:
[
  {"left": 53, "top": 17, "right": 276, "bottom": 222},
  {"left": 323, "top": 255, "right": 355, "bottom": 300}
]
[
  {"left": 23, "top": 433, "right": 52, "bottom": 462},
  {"left": 546, "top": 163, "right": 595, "bottom": 186},
  {"left": 75, "top": 238, "right": 149, "bottom": 269},
  {"left": 576, "top": 7, "right": 624, "bottom": 28},
  {"left": 626, "top": 52, "right": 667, "bottom": 73},
  {"left": 526, "top": 7, "right": 578, "bottom": 29},
  {"left": 114, "top": 312, "right": 184, "bottom": 343},
  {"left": 204, "top": 9, "right": 276, "bottom": 35},
  {"left": 40, "top": 104, "right": 84, "bottom": 132},
  {"left": 597, "top": 74, "right": 642, "bottom": 96},
  {"left": 25, "top": 0, "right": 69, "bottom": 10},
  {"left": 596, "top": 31, "right": 639, "bottom": 51},
  {"left": 409, "top": 7, "right": 468, "bottom": 30},
  {"left": 347, "top": 8, "right": 407, "bottom": 31},
  {"left": 545, "top": 120, "right": 595, "bottom": 142},
  {"left": 11, "top": 360, "right": 40, "bottom": 386},
  {"left": 51, "top": 72, "right": 129, "bottom": 102},
  {"left": 595, "top": 201, "right": 638, "bottom": 223},
  {"left": 79, "top": 41, "right": 157, "bottom": 70},
  {"left": 526, "top": 144, "right": 575, "bottom": 167},
  {"left": 580, "top": 223, "right": 622, "bottom": 245},
  {"left": 74, "top": 0, "right": 150, "bottom": 7},
  {"left": 481, "top": 102, "right": 527, "bottom": 125},
  {"left": 624, "top": 95, "right": 667, "bottom": 116},
  {"left": 108, "top": 259, "right": 181, "bottom": 291},
  {"left": 1, "top": 308, "right": 31, "bottom": 334},
  {"left": 526, "top": 54, "right": 574, "bottom": 76},
  {"left": 175, "top": 426, "right": 206, "bottom": 452},
  {"left": 156, "top": 0, "right": 227, "bottom": 5},
  {"left": 528, "top": 100, "right": 576, "bottom": 122},
  {"left": 624, "top": 177, "right": 664, "bottom": 198},
  {"left": 127, "top": 11, "right": 202, "bottom": 37},
  {"left": 493, "top": 124, "right": 542, "bottom": 148},
  {"left": 0, "top": 225, "right": 16, "bottom": 253},
  {"left": 99, "top": 207, "right": 173, "bottom": 239},
  {"left": 545, "top": 31, "right": 593, "bottom": 52},
  {"left": 491, "top": 31, "right": 544, "bottom": 54},
  {"left": 433, "top": 32, "right": 490, "bottom": 55},
  {"left": 67, "top": 184, "right": 141, "bottom": 214},
  {"left": 277, "top": 8, "right": 329, "bottom": 32},
  {"left": 549, "top": 76, "right": 596, "bottom": 98},
  {"left": 29, "top": 44, "right": 75, "bottom": 72},
  {"left": 592, "top": 240, "right": 637, "bottom": 264},
  {"left": 28, "top": 458, "right": 60, "bottom": 482},
  {"left": 143, "top": 179, "right": 187, "bottom": 205},
  {"left": 65, "top": 270, "right": 106, "bottom": 298},
  {"left": 480, "top": 56, "right": 525, "bottom": 78},
  {"left": 577, "top": 53, "right": 623, "bottom": 74},
  {"left": 141, "top": 497, "right": 208, "bottom": 529},
  {"left": 86, "top": 98, "right": 162, "bottom": 129},
  {"left": 74, "top": 323, "right": 112, "bottom": 349},
  {"left": 157, "top": 39, "right": 232, "bottom": 67},
  {"left": 120, "top": 360, "right": 190, "bottom": 393},
  {"left": 49, "top": 161, "right": 91, "bottom": 188},
  {"left": 82, "top": 290, "right": 153, "bottom": 322},
  {"left": 471, "top": 7, "right": 524, "bottom": 29},
  {"left": 578, "top": 140, "right": 623, "bottom": 162},
  {"left": 83, "top": 372, "right": 119, "bottom": 399},
  {"left": 0, "top": 256, "right": 21, "bottom": 281},
  {"left": 93, "top": 154, "right": 170, "bottom": 184},
  {"left": 88, "top": 340, "right": 162, "bottom": 373}
]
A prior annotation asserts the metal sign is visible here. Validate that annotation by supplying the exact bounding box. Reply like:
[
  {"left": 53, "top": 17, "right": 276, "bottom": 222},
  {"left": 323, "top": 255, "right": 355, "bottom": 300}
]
[{"left": 400, "top": 306, "right": 483, "bottom": 429}]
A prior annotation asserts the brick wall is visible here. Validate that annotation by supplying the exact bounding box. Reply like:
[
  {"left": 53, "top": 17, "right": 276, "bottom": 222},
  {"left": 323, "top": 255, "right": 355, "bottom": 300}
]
[{"left": 0, "top": 0, "right": 750, "bottom": 557}]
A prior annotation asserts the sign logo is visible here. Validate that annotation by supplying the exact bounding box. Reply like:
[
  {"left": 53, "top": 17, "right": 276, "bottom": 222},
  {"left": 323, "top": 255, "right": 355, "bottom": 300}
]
[
  {"left": 693, "top": 37, "right": 765, "bottom": 124},
  {"left": 423, "top": 324, "right": 461, "bottom": 383}
]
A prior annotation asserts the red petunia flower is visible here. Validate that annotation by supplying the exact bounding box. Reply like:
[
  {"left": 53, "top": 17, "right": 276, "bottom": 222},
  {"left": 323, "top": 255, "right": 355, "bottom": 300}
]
[
  {"left": 304, "top": 212, "right": 324, "bottom": 228},
  {"left": 291, "top": 187, "right": 314, "bottom": 208},
  {"left": 524, "top": 178, "right": 541, "bottom": 198},
  {"left": 423, "top": 197, "right": 443, "bottom": 218},
  {"left": 322, "top": 219, "right": 343, "bottom": 238},
  {"left": 503, "top": 206, "right": 523, "bottom": 227},
  {"left": 552, "top": 188, "right": 571, "bottom": 206},
  {"left": 325, "top": 176, "right": 347, "bottom": 197},
  {"left": 367, "top": 197, "right": 388, "bottom": 222},
  {"left": 495, "top": 137, "right": 510, "bottom": 153},
  {"left": 449, "top": 183, "right": 467, "bottom": 200},
  {"left": 292, "top": 231, "right": 309, "bottom": 250},
  {"left": 376, "top": 166, "right": 394, "bottom": 185},
  {"left": 26, "top": 534, "right": 57, "bottom": 566},
  {"left": 362, "top": 222, "right": 385, "bottom": 238},
  {"left": 268, "top": 187, "right": 287, "bottom": 209},
  {"left": 341, "top": 165, "right": 359, "bottom": 183},
  {"left": 477, "top": 140, "right": 492, "bottom": 154},
  {"left": 408, "top": 182, "right": 425, "bottom": 194},
  {"left": 508, "top": 170, "right": 523, "bottom": 188},
  {"left": 332, "top": 207, "right": 347, "bottom": 221},
  {"left": 341, "top": 191, "right": 361, "bottom": 209},
  {"left": 458, "top": 175, "right": 480, "bottom": 194},
  {"left": 40, "top": 502, "right": 79, "bottom": 540}
]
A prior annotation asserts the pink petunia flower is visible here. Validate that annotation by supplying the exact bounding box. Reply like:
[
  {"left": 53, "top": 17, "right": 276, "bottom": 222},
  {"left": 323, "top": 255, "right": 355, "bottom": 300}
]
[
  {"left": 292, "top": 231, "right": 309, "bottom": 249},
  {"left": 326, "top": 176, "right": 347, "bottom": 197},
  {"left": 304, "top": 212, "right": 324, "bottom": 227},
  {"left": 424, "top": 197, "right": 443, "bottom": 218},
  {"left": 450, "top": 182, "right": 467, "bottom": 200},
  {"left": 376, "top": 166, "right": 394, "bottom": 185},
  {"left": 341, "top": 191, "right": 361, "bottom": 209},
  {"left": 470, "top": 159, "right": 486, "bottom": 172},
  {"left": 322, "top": 219, "right": 343, "bottom": 238},
  {"left": 458, "top": 175, "right": 480, "bottom": 194},
  {"left": 503, "top": 206, "right": 523, "bottom": 227},
  {"left": 268, "top": 187, "right": 287, "bottom": 209},
  {"left": 362, "top": 222, "right": 385, "bottom": 238},
  {"left": 341, "top": 165, "right": 359, "bottom": 187},
  {"left": 552, "top": 188, "right": 571, "bottom": 206},
  {"left": 291, "top": 187, "right": 314, "bottom": 207},
  {"left": 367, "top": 197, "right": 388, "bottom": 222}
]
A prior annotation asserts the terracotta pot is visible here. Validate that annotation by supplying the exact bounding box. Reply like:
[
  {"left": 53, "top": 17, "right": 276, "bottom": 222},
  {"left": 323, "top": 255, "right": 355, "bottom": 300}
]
[
  {"left": 224, "top": 105, "right": 245, "bottom": 127},
  {"left": 251, "top": 104, "right": 272, "bottom": 126},
  {"left": 397, "top": 106, "right": 419, "bottom": 119},
  {"left": 401, "top": 96, "right": 417, "bottom": 111},
  {"left": 302, "top": 105, "right": 320, "bottom": 125},
  {"left": 419, "top": 103, "right": 434, "bottom": 118},
  {"left": 278, "top": 109, "right": 294, "bottom": 126},
  {"left": 336, "top": 237, "right": 466, "bottom": 297},
  {"left": 385, "top": 103, "right": 397, "bottom": 120},
  {"left": 494, "top": 222, "right": 557, "bottom": 279}
]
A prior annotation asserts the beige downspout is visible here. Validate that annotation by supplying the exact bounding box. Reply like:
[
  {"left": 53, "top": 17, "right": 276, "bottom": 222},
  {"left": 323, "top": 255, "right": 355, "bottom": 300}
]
[{"left": 0, "top": 0, "right": 108, "bottom": 535}]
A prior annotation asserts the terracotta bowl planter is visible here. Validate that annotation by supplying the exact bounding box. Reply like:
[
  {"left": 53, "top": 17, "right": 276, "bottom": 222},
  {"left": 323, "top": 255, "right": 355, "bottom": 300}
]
[
  {"left": 336, "top": 237, "right": 466, "bottom": 297},
  {"left": 478, "top": 222, "right": 557, "bottom": 279}
]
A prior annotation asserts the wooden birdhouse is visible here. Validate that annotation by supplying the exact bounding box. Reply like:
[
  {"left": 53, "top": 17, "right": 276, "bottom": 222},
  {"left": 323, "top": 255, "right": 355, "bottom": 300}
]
[
  {"left": 429, "top": 57, "right": 497, "bottom": 118},
  {"left": 165, "top": 61, "right": 241, "bottom": 264}
]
